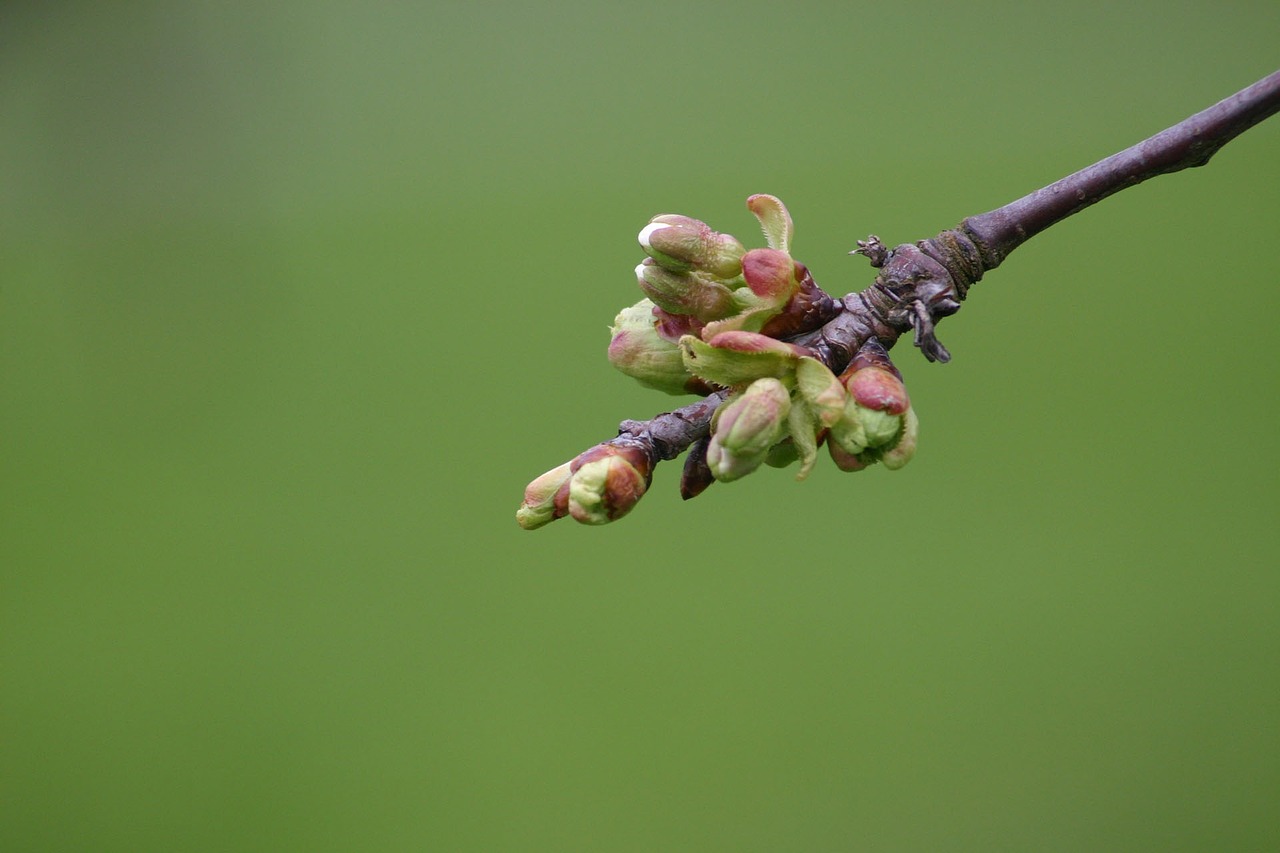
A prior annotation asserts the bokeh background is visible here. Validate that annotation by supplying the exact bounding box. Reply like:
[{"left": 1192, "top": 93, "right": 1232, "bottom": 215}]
[{"left": 3, "top": 2, "right": 1277, "bottom": 850}]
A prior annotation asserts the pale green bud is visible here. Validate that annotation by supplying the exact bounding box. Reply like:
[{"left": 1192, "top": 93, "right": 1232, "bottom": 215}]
[
  {"left": 828, "top": 404, "right": 918, "bottom": 473},
  {"left": 827, "top": 400, "right": 868, "bottom": 455},
  {"left": 854, "top": 404, "right": 903, "bottom": 447},
  {"left": 786, "top": 400, "right": 819, "bottom": 481},
  {"left": 516, "top": 461, "right": 573, "bottom": 530},
  {"left": 706, "top": 377, "right": 791, "bottom": 482},
  {"left": 608, "top": 299, "right": 700, "bottom": 395},
  {"left": 881, "top": 406, "right": 918, "bottom": 470},
  {"left": 837, "top": 341, "right": 911, "bottom": 449}
]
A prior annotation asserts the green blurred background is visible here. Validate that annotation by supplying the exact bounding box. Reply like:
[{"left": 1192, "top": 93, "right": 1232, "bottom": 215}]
[{"left": 2, "top": 2, "right": 1277, "bottom": 850}]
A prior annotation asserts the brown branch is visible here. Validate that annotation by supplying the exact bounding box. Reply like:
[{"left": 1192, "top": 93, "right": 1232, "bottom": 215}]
[
  {"left": 960, "top": 69, "right": 1280, "bottom": 271},
  {"left": 523, "top": 69, "right": 1280, "bottom": 525},
  {"left": 628, "top": 69, "right": 1280, "bottom": 449}
]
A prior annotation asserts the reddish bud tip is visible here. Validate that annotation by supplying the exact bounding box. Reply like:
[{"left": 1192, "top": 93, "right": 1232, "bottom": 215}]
[{"left": 740, "top": 248, "right": 799, "bottom": 300}]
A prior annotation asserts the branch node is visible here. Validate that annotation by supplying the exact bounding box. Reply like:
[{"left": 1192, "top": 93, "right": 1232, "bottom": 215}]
[{"left": 852, "top": 235, "right": 888, "bottom": 267}]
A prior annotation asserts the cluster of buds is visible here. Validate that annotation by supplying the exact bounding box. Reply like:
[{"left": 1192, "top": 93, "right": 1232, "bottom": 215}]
[
  {"left": 678, "top": 334, "right": 918, "bottom": 496},
  {"left": 517, "top": 195, "right": 918, "bottom": 530},
  {"left": 608, "top": 195, "right": 841, "bottom": 396},
  {"left": 516, "top": 440, "right": 654, "bottom": 530}
]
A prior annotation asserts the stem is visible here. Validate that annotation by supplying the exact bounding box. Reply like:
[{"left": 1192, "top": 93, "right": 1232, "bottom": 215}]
[{"left": 960, "top": 69, "right": 1280, "bottom": 270}]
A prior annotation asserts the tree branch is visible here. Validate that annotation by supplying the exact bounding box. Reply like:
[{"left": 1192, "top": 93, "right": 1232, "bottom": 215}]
[
  {"left": 961, "top": 69, "right": 1280, "bottom": 270},
  {"left": 521, "top": 69, "right": 1280, "bottom": 527}
]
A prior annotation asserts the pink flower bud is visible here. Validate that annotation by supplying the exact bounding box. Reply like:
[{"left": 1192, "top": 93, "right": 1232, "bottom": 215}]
[
  {"left": 639, "top": 215, "right": 745, "bottom": 278},
  {"left": 634, "top": 258, "right": 737, "bottom": 321},
  {"left": 740, "top": 248, "right": 799, "bottom": 300},
  {"left": 845, "top": 367, "right": 910, "bottom": 415},
  {"left": 839, "top": 339, "right": 909, "bottom": 415}
]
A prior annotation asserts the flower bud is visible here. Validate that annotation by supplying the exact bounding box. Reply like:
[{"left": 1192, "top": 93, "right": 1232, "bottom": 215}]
[
  {"left": 635, "top": 258, "right": 737, "bottom": 321},
  {"left": 854, "top": 405, "right": 903, "bottom": 447},
  {"left": 706, "top": 377, "right": 791, "bottom": 482},
  {"left": 567, "top": 443, "right": 652, "bottom": 525},
  {"left": 881, "top": 406, "right": 918, "bottom": 471},
  {"left": 845, "top": 362, "right": 909, "bottom": 415},
  {"left": 827, "top": 400, "right": 868, "bottom": 455},
  {"left": 830, "top": 403, "right": 918, "bottom": 472},
  {"left": 516, "top": 461, "right": 573, "bottom": 530},
  {"left": 639, "top": 215, "right": 745, "bottom": 278},
  {"left": 609, "top": 299, "right": 704, "bottom": 395},
  {"left": 838, "top": 339, "right": 911, "bottom": 448},
  {"left": 740, "top": 248, "right": 800, "bottom": 301}
]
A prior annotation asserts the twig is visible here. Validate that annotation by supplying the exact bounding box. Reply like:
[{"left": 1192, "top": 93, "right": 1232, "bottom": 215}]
[
  {"left": 521, "top": 69, "right": 1280, "bottom": 527},
  {"left": 618, "top": 70, "right": 1280, "bottom": 462}
]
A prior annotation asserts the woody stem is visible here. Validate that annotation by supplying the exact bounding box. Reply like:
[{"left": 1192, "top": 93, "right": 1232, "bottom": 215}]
[
  {"left": 959, "top": 68, "right": 1280, "bottom": 271},
  {"left": 614, "top": 69, "right": 1280, "bottom": 463}
]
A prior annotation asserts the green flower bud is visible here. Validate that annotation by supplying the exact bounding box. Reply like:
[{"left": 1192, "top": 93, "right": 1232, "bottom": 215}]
[
  {"left": 827, "top": 399, "right": 868, "bottom": 455},
  {"left": 516, "top": 461, "right": 573, "bottom": 530},
  {"left": 831, "top": 403, "right": 918, "bottom": 473},
  {"left": 784, "top": 357, "right": 846, "bottom": 481},
  {"left": 639, "top": 215, "right": 746, "bottom": 277},
  {"left": 837, "top": 339, "right": 911, "bottom": 448},
  {"left": 881, "top": 406, "right": 918, "bottom": 471},
  {"left": 635, "top": 258, "right": 737, "bottom": 321},
  {"left": 566, "top": 443, "right": 652, "bottom": 525},
  {"left": 706, "top": 377, "right": 791, "bottom": 482},
  {"left": 854, "top": 405, "right": 903, "bottom": 447},
  {"left": 609, "top": 299, "right": 702, "bottom": 395}
]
